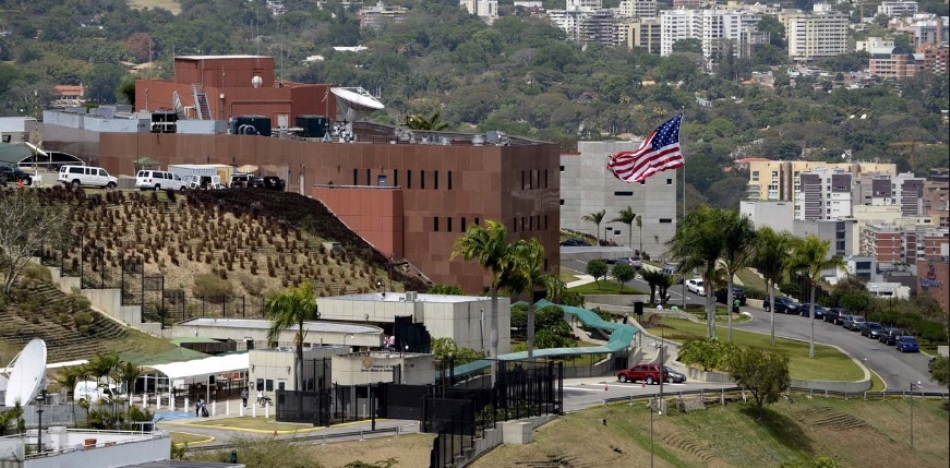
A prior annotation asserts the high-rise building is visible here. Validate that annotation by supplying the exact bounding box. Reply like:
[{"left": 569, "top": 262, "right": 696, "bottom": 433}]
[
  {"left": 616, "top": 0, "right": 657, "bottom": 18},
  {"left": 877, "top": 1, "right": 919, "bottom": 17},
  {"left": 660, "top": 9, "right": 765, "bottom": 59},
  {"left": 795, "top": 168, "right": 852, "bottom": 221},
  {"left": 626, "top": 17, "right": 662, "bottom": 54},
  {"left": 923, "top": 180, "right": 949, "bottom": 228},
  {"left": 888, "top": 14, "right": 949, "bottom": 48},
  {"left": 746, "top": 160, "right": 897, "bottom": 202},
  {"left": 783, "top": 11, "right": 849, "bottom": 61},
  {"left": 869, "top": 172, "right": 926, "bottom": 216},
  {"left": 358, "top": 2, "right": 409, "bottom": 30},
  {"left": 548, "top": 9, "right": 618, "bottom": 47},
  {"left": 460, "top": 0, "right": 499, "bottom": 24}
]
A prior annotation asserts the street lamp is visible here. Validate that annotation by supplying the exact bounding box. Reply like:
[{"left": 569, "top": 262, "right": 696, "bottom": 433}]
[
  {"left": 36, "top": 389, "right": 47, "bottom": 455},
  {"left": 909, "top": 381, "right": 921, "bottom": 449}
]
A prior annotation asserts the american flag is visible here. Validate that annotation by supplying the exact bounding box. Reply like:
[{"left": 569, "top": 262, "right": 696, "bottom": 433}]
[{"left": 607, "top": 115, "right": 685, "bottom": 183}]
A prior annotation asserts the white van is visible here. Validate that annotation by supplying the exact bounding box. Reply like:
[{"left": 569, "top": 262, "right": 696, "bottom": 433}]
[
  {"left": 135, "top": 170, "right": 187, "bottom": 191},
  {"left": 74, "top": 380, "right": 125, "bottom": 403},
  {"left": 58, "top": 165, "right": 118, "bottom": 189}
]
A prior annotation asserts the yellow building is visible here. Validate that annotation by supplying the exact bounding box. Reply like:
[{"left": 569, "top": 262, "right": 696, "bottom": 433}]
[{"left": 746, "top": 160, "right": 897, "bottom": 202}]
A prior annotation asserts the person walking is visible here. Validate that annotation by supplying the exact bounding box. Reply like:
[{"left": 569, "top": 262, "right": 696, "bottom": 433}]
[
  {"left": 622, "top": 313, "right": 629, "bottom": 325},
  {"left": 241, "top": 387, "right": 249, "bottom": 408},
  {"left": 257, "top": 389, "right": 265, "bottom": 407},
  {"left": 733, "top": 298, "right": 741, "bottom": 313},
  {"left": 196, "top": 398, "right": 204, "bottom": 417}
]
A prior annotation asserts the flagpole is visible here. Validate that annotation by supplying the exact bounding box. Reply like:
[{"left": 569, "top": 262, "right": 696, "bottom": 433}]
[{"left": 680, "top": 114, "right": 687, "bottom": 313}]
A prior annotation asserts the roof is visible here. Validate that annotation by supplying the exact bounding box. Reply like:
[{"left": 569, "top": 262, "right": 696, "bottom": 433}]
[
  {"left": 180, "top": 317, "right": 381, "bottom": 335},
  {"left": 0, "top": 143, "right": 33, "bottom": 165},
  {"left": 53, "top": 85, "right": 85, "bottom": 97},
  {"left": 121, "top": 347, "right": 209, "bottom": 366},
  {"left": 144, "top": 353, "right": 248, "bottom": 380},
  {"left": 170, "top": 337, "right": 222, "bottom": 345}
]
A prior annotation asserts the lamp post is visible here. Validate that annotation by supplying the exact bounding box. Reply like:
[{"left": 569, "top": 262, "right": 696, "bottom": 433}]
[
  {"left": 36, "top": 389, "right": 47, "bottom": 455},
  {"left": 909, "top": 381, "right": 921, "bottom": 449}
]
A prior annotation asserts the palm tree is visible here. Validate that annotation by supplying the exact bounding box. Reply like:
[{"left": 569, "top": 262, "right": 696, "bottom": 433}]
[
  {"left": 451, "top": 219, "right": 524, "bottom": 385},
  {"left": 402, "top": 112, "right": 449, "bottom": 131},
  {"left": 53, "top": 367, "right": 81, "bottom": 423},
  {"left": 265, "top": 282, "right": 318, "bottom": 391},
  {"left": 788, "top": 235, "right": 846, "bottom": 359},
  {"left": 639, "top": 268, "right": 667, "bottom": 305},
  {"left": 667, "top": 206, "right": 726, "bottom": 338},
  {"left": 508, "top": 238, "right": 564, "bottom": 360},
  {"left": 636, "top": 215, "right": 644, "bottom": 255},
  {"left": 117, "top": 360, "right": 143, "bottom": 402},
  {"left": 581, "top": 210, "right": 607, "bottom": 245},
  {"left": 611, "top": 206, "right": 638, "bottom": 250},
  {"left": 753, "top": 227, "right": 796, "bottom": 346},
  {"left": 719, "top": 210, "right": 758, "bottom": 342}
]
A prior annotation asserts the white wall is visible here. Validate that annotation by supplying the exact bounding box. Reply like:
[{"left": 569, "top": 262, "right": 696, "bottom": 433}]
[{"left": 740, "top": 200, "right": 794, "bottom": 233}]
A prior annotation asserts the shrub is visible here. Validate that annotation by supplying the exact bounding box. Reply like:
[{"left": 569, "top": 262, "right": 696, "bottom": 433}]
[
  {"left": 193, "top": 273, "right": 234, "bottom": 301},
  {"left": 678, "top": 338, "right": 740, "bottom": 372},
  {"left": 73, "top": 312, "right": 94, "bottom": 333},
  {"left": 239, "top": 274, "right": 266, "bottom": 297},
  {"left": 21, "top": 264, "right": 52, "bottom": 285},
  {"left": 744, "top": 287, "right": 767, "bottom": 300}
]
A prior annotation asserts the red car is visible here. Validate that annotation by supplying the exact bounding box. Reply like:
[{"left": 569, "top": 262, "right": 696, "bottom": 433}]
[{"left": 617, "top": 364, "right": 670, "bottom": 385}]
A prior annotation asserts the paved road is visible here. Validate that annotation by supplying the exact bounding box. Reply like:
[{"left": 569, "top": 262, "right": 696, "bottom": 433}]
[
  {"left": 562, "top": 379, "right": 734, "bottom": 412},
  {"left": 562, "top": 258, "right": 706, "bottom": 309},
  {"left": 734, "top": 306, "right": 942, "bottom": 392}
]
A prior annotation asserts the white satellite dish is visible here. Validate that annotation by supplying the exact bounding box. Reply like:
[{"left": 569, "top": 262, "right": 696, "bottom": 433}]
[
  {"left": 4, "top": 339, "right": 48, "bottom": 407},
  {"left": 330, "top": 87, "right": 385, "bottom": 137}
]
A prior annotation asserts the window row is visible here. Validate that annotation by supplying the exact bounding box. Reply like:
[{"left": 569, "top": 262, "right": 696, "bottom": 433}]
[
  {"left": 512, "top": 215, "right": 550, "bottom": 233},
  {"left": 433, "top": 217, "right": 481, "bottom": 233},
  {"left": 352, "top": 169, "right": 453, "bottom": 190},
  {"left": 521, "top": 169, "right": 550, "bottom": 190}
]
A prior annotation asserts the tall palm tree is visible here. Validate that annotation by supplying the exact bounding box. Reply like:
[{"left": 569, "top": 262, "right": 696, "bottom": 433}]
[
  {"left": 611, "top": 206, "right": 638, "bottom": 250},
  {"left": 265, "top": 282, "right": 318, "bottom": 391},
  {"left": 581, "top": 210, "right": 607, "bottom": 245},
  {"left": 53, "top": 367, "right": 81, "bottom": 422},
  {"left": 719, "top": 210, "right": 758, "bottom": 342},
  {"left": 788, "top": 235, "right": 846, "bottom": 359},
  {"left": 508, "top": 238, "right": 564, "bottom": 360},
  {"left": 117, "top": 360, "right": 143, "bottom": 402},
  {"left": 636, "top": 214, "right": 643, "bottom": 255},
  {"left": 451, "top": 219, "right": 524, "bottom": 385},
  {"left": 753, "top": 227, "right": 796, "bottom": 346},
  {"left": 667, "top": 206, "right": 725, "bottom": 338}
]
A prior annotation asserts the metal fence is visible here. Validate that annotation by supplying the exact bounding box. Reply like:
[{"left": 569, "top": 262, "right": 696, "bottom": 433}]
[{"left": 275, "top": 384, "right": 379, "bottom": 427}]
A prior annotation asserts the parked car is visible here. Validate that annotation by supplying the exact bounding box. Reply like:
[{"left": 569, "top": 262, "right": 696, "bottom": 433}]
[
  {"left": 895, "top": 336, "right": 920, "bottom": 353},
  {"left": 616, "top": 256, "right": 643, "bottom": 268},
  {"left": 135, "top": 170, "right": 187, "bottom": 191},
  {"left": 560, "top": 238, "right": 591, "bottom": 247},
  {"left": 799, "top": 303, "right": 827, "bottom": 319},
  {"left": 879, "top": 328, "right": 906, "bottom": 345},
  {"left": 0, "top": 164, "right": 32, "bottom": 185},
  {"left": 616, "top": 364, "right": 670, "bottom": 385},
  {"left": 58, "top": 165, "right": 117, "bottom": 188},
  {"left": 260, "top": 176, "right": 285, "bottom": 191},
  {"left": 860, "top": 322, "right": 885, "bottom": 339},
  {"left": 825, "top": 307, "right": 849, "bottom": 324},
  {"left": 685, "top": 278, "right": 706, "bottom": 296},
  {"left": 715, "top": 287, "right": 747, "bottom": 306},
  {"left": 843, "top": 315, "right": 867, "bottom": 331},
  {"left": 663, "top": 366, "right": 687, "bottom": 384},
  {"left": 230, "top": 173, "right": 257, "bottom": 188},
  {"left": 763, "top": 296, "right": 799, "bottom": 314}
]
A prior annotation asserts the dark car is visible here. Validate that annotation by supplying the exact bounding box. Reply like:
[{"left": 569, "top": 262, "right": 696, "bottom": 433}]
[
  {"left": 896, "top": 336, "right": 920, "bottom": 353},
  {"left": 663, "top": 366, "right": 687, "bottom": 384},
  {"left": 616, "top": 364, "right": 670, "bottom": 385},
  {"left": 560, "top": 238, "right": 591, "bottom": 247},
  {"left": 860, "top": 322, "right": 885, "bottom": 338},
  {"left": 825, "top": 307, "right": 849, "bottom": 324},
  {"left": 229, "top": 173, "right": 255, "bottom": 188},
  {"left": 763, "top": 296, "right": 799, "bottom": 314},
  {"left": 0, "top": 165, "right": 32, "bottom": 186},
  {"left": 715, "top": 287, "right": 747, "bottom": 306},
  {"left": 799, "top": 303, "right": 827, "bottom": 319},
  {"left": 261, "top": 176, "right": 285, "bottom": 191},
  {"left": 878, "top": 327, "right": 906, "bottom": 345},
  {"left": 843, "top": 315, "right": 867, "bottom": 331}
]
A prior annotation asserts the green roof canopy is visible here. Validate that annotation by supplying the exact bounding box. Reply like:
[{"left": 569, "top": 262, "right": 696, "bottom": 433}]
[{"left": 0, "top": 143, "right": 33, "bottom": 165}]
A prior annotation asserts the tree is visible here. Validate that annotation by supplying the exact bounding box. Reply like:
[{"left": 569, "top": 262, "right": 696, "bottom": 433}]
[
  {"left": 265, "top": 282, "right": 318, "bottom": 392},
  {"left": 611, "top": 206, "right": 637, "bottom": 249},
  {"left": 931, "top": 356, "right": 948, "bottom": 387},
  {"left": 788, "top": 235, "right": 845, "bottom": 359},
  {"left": 636, "top": 214, "right": 644, "bottom": 255},
  {"left": 672, "top": 38, "right": 703, "bottom": 54},
  {"left": 581, "top": 209, "right": 607, "bottom": 245},
  {"left": 753, "top": 227, "right": 796, "bottom": 346},
  {"left": 585, "top": 259, "right": 608, "bottom": 287},
  {"left": 668, "top": 206, "right": 725, "bottom": 338},
  {"left": 451, "top": 219, "right": 525, "bottom": 385},
  {"left": 402, "top": 112, "right": 449, "bottom": 130},
  {"left": 427, "top": 284, "right": 463, "bottom": 295},
  {"left": 612, "top": 263, "right": 636, "bottom": 292},
  {"left": 508, "top": 238, "right": 563, "bottom": 359},
  {"left": 728, "top": 348, "right": 790, "bottom": 419},
  {"left": 117, "top": 361, "right": 143, "bottom": 402},
  {"left": 53, "top": 367, "right": 81, "bottom": 423},
  {"left": 639, "top": 268, "right": 665, "bottom": 304},
  {"left": 0, "top": 190, "right": 69, "bottom": 293},
  {"left": 720, "top": 210, "right": 757, "bottom": 342}
]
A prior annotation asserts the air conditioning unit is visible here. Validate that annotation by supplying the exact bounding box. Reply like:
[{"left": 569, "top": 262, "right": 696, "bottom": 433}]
[{"left": 405, "top": 291, "right": 418, "bottom": 302}]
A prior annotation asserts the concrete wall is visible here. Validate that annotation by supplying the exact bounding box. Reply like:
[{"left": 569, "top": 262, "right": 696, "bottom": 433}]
[
  {"left": 331, "top": 351, "right": 434, "bottom": 386},
  {"left": 457, "top": 414, "right": 557, "bottom": 467},
  {"left": 22, "top": 433, "right": 170, "bottom": 468}
]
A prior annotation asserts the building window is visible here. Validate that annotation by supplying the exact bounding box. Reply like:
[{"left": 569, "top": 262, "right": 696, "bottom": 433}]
[
  {"left": 752, "top": 171, "right": 760, "bottom": 181},
  {"left": 614, "top": 191, "right": 633, "bottom": 196},
  {"left": 352, "top": 169, "right": 358, "bottom": 185},
  {"left": 394, "top": 170, "right": 399, "bottom": 187},
  {"left": 447, "top": 217, "right": 453, "bottom": 232},
  {"left": 667, "top": 179, "right": 672, "bottom": 185},
  {"left": 559, "top": 199, "right": 565, "bottom": 205},
  {"left": 461, "top": 217, "right": 467, "bottom": 231},
  {"left": 475, "top": 218, "right": 480, "bottom": 227},
  {"left": 544, "top": 215, "right": 548, "bottom": 230},
  {"left": 435, "top": 170, "right": 439, "bottom": 190},
  {"left": 433, "top": 217, "right": 439, "bottom": 232},
  {"left": 407, "top": 170, "right": 412, "bottom": 189},
  {"left": 521, "top": 171, "right": 526, "bottom": 190},
  {"left": 544, "top": 169, "right": 549, "bottom": 188},
  {"left": 448, "top": 171, "right": 453, "bottom": 190},
  {"left": 366, "top": 168, "right": 371, "bottom": 186},
  {"left": 512, "top": 218, "right": 517, "bottom": 232},
  {"left": 530, "top": 216, "right": 534, "bottom": 231},
  {"left": 560, "top": 165, "right": 565, "bottom": 171},
  {"left": 421, "top": 170, "right": 426, "bottom": 189},
  {"left": 659, "top": 218, "right": 672, "bottom": 223}
]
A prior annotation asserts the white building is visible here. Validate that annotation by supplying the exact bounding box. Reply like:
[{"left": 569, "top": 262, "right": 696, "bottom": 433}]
[
  {"left": 560, "top": 141, "right": 678, "bottom": 257},
  {"left": 867, "top": 281, "right": 912, "bottom": 299},
  {"left": 548, "top": 8, "right": 619, "bottom": 47},
  {"left": 795, "top": 168, "right": 853, "bottom": 221},
  {"left": 616, "top": 0, "right": 657, "bottom": 18},
  {"left": 659, "top": 9, "right": 766, "bottom": 59},
  {"left": 0, "top": 428, "right": 171, "bottom": 468},
  {"left": 878, "top": 1, "right": 919, "bottom": 17},
  {"left": 784, "top": 11, "right": 849, "bottom": 61},
  {"left": 855, "top": 36, "right": 895, "bottom": 52},
  {"left": 460, "top": 0, "right": 499, "bottom": 24},
  {"left": 739, "top": 200, "right": 795, "bottom": 233},
  {"left": 888, "top": 14, "right": 950, "bottom": 48},
  {"left": 868, "top": 172, "right": 926, "bottom": 217}
]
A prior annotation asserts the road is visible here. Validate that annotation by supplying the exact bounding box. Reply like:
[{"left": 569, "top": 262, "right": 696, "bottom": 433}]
[
  {"left": 562, "top": 379, "right": 734, "bottom": 412},
  {"left": 562, "top": 258, "right": 706, "bottom": 309}
]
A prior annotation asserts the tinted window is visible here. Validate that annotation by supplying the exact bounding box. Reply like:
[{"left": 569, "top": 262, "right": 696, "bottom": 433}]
[
  {"left": 137, "top": 171, "right": 146, "bottom": 177},
  {"left": 98, "top": 169, "right": 106, "bottom": 176},
  {"left": 69, "top": 167, "right": 83, "bottom": 174}
]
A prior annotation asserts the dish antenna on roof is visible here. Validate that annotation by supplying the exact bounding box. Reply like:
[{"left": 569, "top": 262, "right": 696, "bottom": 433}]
[
  {"left": 331, "top": 87, "right": 385, "bottom": 136},
  {"left": 3, "top": 339, "right": 47, "bottom": 407}
]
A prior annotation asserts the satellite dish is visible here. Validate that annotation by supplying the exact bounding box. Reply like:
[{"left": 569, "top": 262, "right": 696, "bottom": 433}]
[
  {"left": 4, "top": 339, "right": 47, "bottom": 407},
  {"left": 331, "top": 87, "right": 385, "bottom": 136}
]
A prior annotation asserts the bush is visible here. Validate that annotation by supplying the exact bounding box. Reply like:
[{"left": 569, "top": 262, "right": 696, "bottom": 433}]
[
  {"left": 678, "top": 338, "right": 740, "bottom": 372},
  {"left": 744, "top": 287, "right": 767, "bottom": 300},
  {"left": 560, "top": 291, "right": 584, "bottom": 307},
  {"left": 193, "top": 273, "right": 234, "bottom": 301},
  {"left": 239, "top": 274, "right": 266, "bottom": 297},
  {"left": 73, "top": 311, "right": 94, "bottom": 333},
  {"left": 21, "top": 263, "right": 52, "bottom": 284}
]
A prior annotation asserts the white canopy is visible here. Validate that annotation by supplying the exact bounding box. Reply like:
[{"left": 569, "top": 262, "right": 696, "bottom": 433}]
[{"left": 144, "top": 353, "right": 248, "bottom": 380}]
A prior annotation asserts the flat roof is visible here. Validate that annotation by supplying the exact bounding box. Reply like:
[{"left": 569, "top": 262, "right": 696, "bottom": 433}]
[
  {"left": 179, "top": 318, "right": 381, "bottom": 334},
  {"left": 177, "top": 55, "right": 270, "bottom": 60},
  {"left": 331, "top": 292, "right": 489, "bottom": 303}
]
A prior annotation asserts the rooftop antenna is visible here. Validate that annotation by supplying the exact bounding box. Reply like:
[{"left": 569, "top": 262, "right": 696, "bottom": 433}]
[
  {"left": 331, "top": 87, "right": 385, "bottom": 136},
  {"left": 3, "top": 339, "right": 48, "bottom": 407}
]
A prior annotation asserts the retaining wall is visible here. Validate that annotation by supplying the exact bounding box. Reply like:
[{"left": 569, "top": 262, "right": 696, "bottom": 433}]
[{"left": 457, "top": 414, "right": 558, "bottom": 467}]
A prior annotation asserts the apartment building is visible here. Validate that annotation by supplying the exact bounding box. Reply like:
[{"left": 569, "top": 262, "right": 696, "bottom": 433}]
[
  {"left": 888, "top": 14, "right": 949, "bottom": 48},
  {"left": 877, "top": 1, "right": 919, "bottom": 17},
  {"left": 794, "top": 219, "right": 855, "bottom": 259},
  {"left": 358, "top": 1, "right": 409, "bottom": 30},
  {"left": 659, "top": 9, "right": 766, "bottom": 59},
  {"left": 923, "top": 44, "right": 949, "bottom": 73},
  {"left": 923, "top": 180, "right": 949, "bottom": 228},
  {"left": 784, "top": 11, "right": 849, "bottom": 61},
  {"left": 868, "top": 51, "right": 925, "bottom": 79},
  {"left": 795, "top": 168, "right": 853, "bottom": 221},
  {"left": 855, "top": 36, "right": 895, "bottom": 52},
  {"left": 460, "top": 0, "right": 499, "bottom": 24},
  {"left": 868, "top": 172, "right": 925, "bottom": 216},
  {"left": 861, "top": 224, "right": 949, "bottom": 268},
  {"left": 548, "top": 8, "right": 619, "bottom": 47},
  {"left": 560, "top": 141, "right": 678, "bottom": 257},
  {"left": 746, "top": 160, "right": 897, "bottom": 202},
  {"left": 616, "top": 0, "right": 657, "bottom": 18},
  {"left": 626, "top": 17, "right": 662, "bottom": 54}
]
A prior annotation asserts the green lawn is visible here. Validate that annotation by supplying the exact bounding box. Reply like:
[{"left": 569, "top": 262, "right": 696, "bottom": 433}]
[
  {"left": 568, "top": 281, "right": 647, "bottom": 295},
  {"left": 657, "top": 318, "right": 864, "bottom": 382},
  {"left": 170, "top": 431, "right": 213, "bottom": 446},
  {"left": 736, "top": 268, "right": 767, "bottom": 291},
  {"left": 189, "top": 416, "right": 321, "bottom": 433},
  {"left": 559, "top": 266, "right": 582, "bottom": 283}
]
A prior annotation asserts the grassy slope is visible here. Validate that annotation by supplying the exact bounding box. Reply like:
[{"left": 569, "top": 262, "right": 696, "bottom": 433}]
[{"left": 473, "top": 397, "right": 949, "bottom": 468}]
